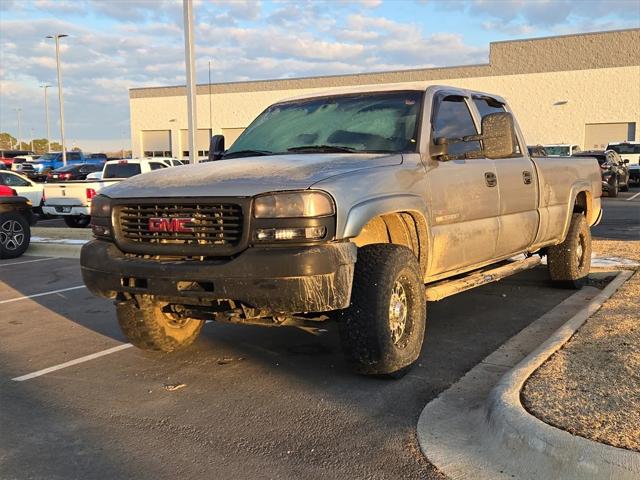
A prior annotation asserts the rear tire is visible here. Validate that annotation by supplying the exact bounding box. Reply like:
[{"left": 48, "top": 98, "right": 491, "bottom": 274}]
[
  {"left": 547, "top": 213, "right": 591, "bottom": 289},
  {"left": 0, "top": 212, "right": 30, "bottom": 259},
  {"left": 63, "top": 215, "right": 91, "bottom": 228},
  {"left": 339, "top": 244, "right": 426, "bottom": 377},
  {"left": 116, "top": 297, "right": 204, "bottom": 352}
]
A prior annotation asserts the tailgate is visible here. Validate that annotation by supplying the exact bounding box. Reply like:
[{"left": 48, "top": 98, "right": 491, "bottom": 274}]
[{"left": 44, "top": 183, "right": 96, "bottom": 206}]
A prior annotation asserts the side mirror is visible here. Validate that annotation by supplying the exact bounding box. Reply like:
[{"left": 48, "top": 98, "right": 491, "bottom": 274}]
[
  {"left": 480, "top": 112, "right": 517, "bottom": 159},
  {"left": 623, "top": 159, "right": 629, "bottom": 164},
  {"left": 208, "top": 135, "right": 225, "bottom": 161}
]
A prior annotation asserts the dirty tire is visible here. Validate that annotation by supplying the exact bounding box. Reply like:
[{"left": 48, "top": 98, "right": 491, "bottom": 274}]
[
  {"left": 116, "top": 297, "right": 204, "bottom": 352},
  {"left": 64, "top": 215, "right": 91, "bottom": 228},
  {"left": 0, "top": 212, "right": 30, "bottom": 259},
  {"left": 608, "top": 179, "right": 619, "bottom": 197},
  {"left": 339, "top": 244, "right": 426, "bottom": 377},
  {"left": 547, "top": 213, "right": 591, "bottom": 289}
]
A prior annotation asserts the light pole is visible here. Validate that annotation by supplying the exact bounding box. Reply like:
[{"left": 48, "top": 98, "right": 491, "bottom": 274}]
[
  {"left": 46, "top": 34, "right": 68, "bottom": 166},
  {"left": 208, "top": 59, "right": 213, "bottom": 134},
  {"left": 183, "top": 0, "right": 198, "bottom": 164},
  {"left": 30, "top": 129, "right": 34, "bottom": 151},
  {"left": 14, "top": 108, "right": 22, "bottom": 150},
  {"left": 40, "top": 84, "right": 52, "bottom": 153}
]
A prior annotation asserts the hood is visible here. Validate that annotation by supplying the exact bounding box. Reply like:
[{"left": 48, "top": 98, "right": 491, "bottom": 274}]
[{"left": 101, "top": 153, "right": 402, "bottom": 198}]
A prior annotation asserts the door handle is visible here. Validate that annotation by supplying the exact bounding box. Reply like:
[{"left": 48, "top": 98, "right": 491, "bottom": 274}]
[
  {"left": 484, "top": 172, "right": 497, "bottom": 187},
  {"left": 523, "top": 171, "right": 532, "bottom": 184}
]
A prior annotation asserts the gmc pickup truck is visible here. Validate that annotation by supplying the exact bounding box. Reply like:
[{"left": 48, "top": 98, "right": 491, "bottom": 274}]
[{"left": 80, "top": 85, "right": 602, "bottom": 377}]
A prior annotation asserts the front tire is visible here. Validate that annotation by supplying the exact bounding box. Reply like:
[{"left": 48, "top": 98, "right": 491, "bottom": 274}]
[
  {"left": 64, "top": 215, "right": 91, "bottom": 228},
  {"left": 0, "top": 212, "right": 30, "bottom": 259},
  {"left": 547, "top": 213, "right": 591, "bottom": 289},
  {"left": 116, "top": 297, "right": 204, "bottom": 352},
  {"left": 339, "top": 244, "right": 426, "bottom": 377}
]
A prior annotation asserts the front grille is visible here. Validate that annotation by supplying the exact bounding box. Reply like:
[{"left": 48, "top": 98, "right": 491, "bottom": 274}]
[{"left": 115, "top": 202, "right": 244, "bottom": 255}]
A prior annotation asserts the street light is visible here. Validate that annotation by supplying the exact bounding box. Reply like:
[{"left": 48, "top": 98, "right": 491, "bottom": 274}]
[
  {"left": 13, "top": 108, "right": 22, "bottom": 150},
  {"left": 40, "top": 84, "right": 52, "bottom": 153},
  {"left": 183, "top": 0, "right": 197, "bottom": 164},
  {"left": 46, "top": 34, "right": 68, "bottom": 166}
]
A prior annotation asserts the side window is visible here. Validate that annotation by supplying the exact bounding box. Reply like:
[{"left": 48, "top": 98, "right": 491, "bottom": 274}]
[
  {"left": 2, "top": 173, "right": 30, "bottom": 187},
  {"left": 69, "top": 152, "right": 81, "bottom": 161},
  {"left": 432, "top": 96, "right": 480, "bottom": 157},
  {"left": 473, "top": 97, "right": 505, "bottom": 118},
  {"left": 473, "top": 97, "right": 522, "bottom": 156},
  {"left": 149, "top": 162, "right": 167, "bottom": 171}
]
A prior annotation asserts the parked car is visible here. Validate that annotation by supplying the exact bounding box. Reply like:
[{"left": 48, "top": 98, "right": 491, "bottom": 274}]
[
  {"left": 573, "top": 150, "right": 630, "bottom": 197},
  {"left": 0, "top": 150, "right": 35, "bottom": 169},
  {"left": 0, "top": 185, "right": 17, "bottom": 196},
  {"left": 0, "top": 171, "right": 44, "bottom": 212},
  {"left": 542, "top": 144, "right": 581, "bottom": 156},
  {"left": 89, "top": 153, "right": 108, "bottom": 162},
  {"left": 46, "top": 163, "right": 103, "bottom": 182},
  {"left": 80, "top": 85, "right": 602, "bottom": 378},
  {"left": 606, "top": 141, "right": 640, "bottom": 185},
  {"left": 11, "top": 155, "right": 41, "bottom": 172},
  {"left": 20, "top": 151, "right": 103, "bottom": 181},
  {"left": 0, "top": 194, "right": 34, "bottom": 258},
  {"left": 42, "top": 158, "right": 179, "bottom": 227}
]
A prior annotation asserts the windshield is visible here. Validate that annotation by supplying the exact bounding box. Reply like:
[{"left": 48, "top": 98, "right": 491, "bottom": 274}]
[
  {"left": 544, "top": 146, "right": 570, "bottom": 156},
  {"left": 225, "top": 91, "right": 423, "bottom": 158},
  {"left": 607, "top": 144, "right": 640, "bottom": 154},
  {"left": 103, "top": 163, "right": 141, "bottom": 179}
]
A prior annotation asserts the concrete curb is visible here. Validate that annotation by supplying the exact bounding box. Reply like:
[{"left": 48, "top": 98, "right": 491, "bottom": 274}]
[
  {"left": 25, "top": 241, "right": 84, "bottom": 259},
  {"left": 417, "top": 270, "right": 638, "bottom": 480},
  {"left": 486, "top": 269, "right": 638, "bottom": 479}
]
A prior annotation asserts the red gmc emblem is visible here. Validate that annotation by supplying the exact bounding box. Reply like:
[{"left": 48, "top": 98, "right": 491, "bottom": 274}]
[{"left": 148, "top": 217, "right": 195, "bottom": 233}]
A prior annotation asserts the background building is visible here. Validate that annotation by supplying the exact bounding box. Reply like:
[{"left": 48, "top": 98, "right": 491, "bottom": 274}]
[{"left": 129, "top": 28, "right": 640, "bottom": 160}]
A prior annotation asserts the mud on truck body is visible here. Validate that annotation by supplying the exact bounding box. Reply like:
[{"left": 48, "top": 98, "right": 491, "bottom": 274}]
[{"left": 81, "top": 85, "right": 602, "bottom": 377}]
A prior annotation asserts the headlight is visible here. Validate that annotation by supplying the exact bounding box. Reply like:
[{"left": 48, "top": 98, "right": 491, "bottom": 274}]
[
  {"left": 90, "top": 195, "right": 112, "bottom": 217},
  {"left": 254, "top": 191, "right": 334, "bottom": 218}
]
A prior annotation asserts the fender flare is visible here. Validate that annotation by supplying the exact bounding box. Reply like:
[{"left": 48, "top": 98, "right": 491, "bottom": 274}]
[{"left": 559, "top": 181, "right": 593, "bottom": 241}]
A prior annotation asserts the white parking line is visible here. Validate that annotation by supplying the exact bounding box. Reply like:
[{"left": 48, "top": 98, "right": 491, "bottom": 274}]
[
  {"left": 0, "top": 285, "right": 86, "bottom": 304},
  {"left": 0, "top": 257, "right": 59, "bottom": 267},
  {"left": 12, "top": 343, "right": 133, "bottom": 382},
  {"left": 627, "top": 191, "right": 640, "bottom": 201}
]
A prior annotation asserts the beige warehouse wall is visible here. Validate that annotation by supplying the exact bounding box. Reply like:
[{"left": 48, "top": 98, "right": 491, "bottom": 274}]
[{"left": 129, "top": 65, "right": 640, "bottom": 157}]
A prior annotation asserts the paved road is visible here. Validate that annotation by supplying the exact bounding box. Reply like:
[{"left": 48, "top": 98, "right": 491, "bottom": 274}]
[
  {"left": 592, "top": 188, "right": 640, "bottom": 241},
  {"left": 1, "top": 191, "right": 636, "bottom": 480}
]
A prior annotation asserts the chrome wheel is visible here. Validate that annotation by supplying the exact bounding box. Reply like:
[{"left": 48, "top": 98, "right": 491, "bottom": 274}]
[
  {"left": 0, "top": 220, "right": 24, "bottom": 251},
  {"left": 389, "top": 279, "right": 408, "bottom": 345}
]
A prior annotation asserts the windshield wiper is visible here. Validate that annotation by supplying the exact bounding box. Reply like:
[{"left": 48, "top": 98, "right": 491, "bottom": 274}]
[
  {"left": 222, "top": 149, "right": 274, "bottom": 159},
  {"left": 287, "top": 145, "right": 357, "bottom": 153}
]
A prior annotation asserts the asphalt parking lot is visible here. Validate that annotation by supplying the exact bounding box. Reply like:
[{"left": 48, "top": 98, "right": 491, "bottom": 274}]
[{"left": 0, "top": 191, "right": 637, "bottom": 480}]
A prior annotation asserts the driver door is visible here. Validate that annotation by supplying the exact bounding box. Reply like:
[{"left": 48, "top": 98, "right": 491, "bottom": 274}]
[{"left": 425, "top": 94, "right": 500, "bottom": 276}]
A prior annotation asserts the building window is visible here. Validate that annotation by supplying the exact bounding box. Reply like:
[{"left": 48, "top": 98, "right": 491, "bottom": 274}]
[{"left": 144, "top": 150, "right": 172, "bottom": 157}]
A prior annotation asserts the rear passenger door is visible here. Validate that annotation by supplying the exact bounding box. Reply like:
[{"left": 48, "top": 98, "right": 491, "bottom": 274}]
[
  {"left": 471, "top": 96, "right": 538, "bottom": 256},
  {"left": 426, "top": 94, "right": 500, "bottom": 275}
]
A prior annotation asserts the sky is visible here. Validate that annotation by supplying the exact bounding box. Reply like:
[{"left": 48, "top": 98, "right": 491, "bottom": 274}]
[{"left": 0, "top": 0, "right": 638, "bottom": 151}]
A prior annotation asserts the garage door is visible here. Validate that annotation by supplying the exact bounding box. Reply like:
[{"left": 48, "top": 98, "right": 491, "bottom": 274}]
[
  {"left": 584, "top": 123, "right": 636, "bottom": 150},
  {"left": 142, "top": 130, "right": 172, "bottom": 157},
  {"left": 222, "top": 128, "right": 245, "bottom": 148},
  {"left": 179, "top": 129, "right": 211, "bottom": 159}
]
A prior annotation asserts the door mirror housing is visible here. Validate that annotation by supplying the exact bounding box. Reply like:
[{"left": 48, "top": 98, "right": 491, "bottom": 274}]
[
  {"left": 479, "top": 112, "right": 517, "bottom": 159},
  {"left": 430, "top": 112, "right": 517, "bottom": 161},
  {"left": 208, "top": 135, "right": 225, "bottom": 161},
  {"left": 623, "top": 159, "right": 629, "bottom": 164}
]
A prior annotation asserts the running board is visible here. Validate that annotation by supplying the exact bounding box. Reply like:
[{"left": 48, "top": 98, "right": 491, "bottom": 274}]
[{"left": 425, "top": 256, "right": 541, "bottom": 301}]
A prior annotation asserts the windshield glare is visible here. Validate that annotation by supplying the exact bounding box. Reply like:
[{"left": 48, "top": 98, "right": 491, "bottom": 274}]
[{"left": 225, "top": 91, "right": 423, "bottom": 157}]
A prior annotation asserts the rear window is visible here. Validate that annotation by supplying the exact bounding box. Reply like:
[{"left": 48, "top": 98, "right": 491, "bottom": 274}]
[
  {"left": 103, "top": 163, "right": 141, "bottom": 179},
  {"left": 607, "top": 144, "right": 640, "bottom": 154}
]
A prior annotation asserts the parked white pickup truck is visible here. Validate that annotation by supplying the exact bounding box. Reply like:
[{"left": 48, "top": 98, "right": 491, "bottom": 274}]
[
  {"left": 81, "top": 85, "right": 602, "bottom": 377},
  {"left": 43, "top": 158, "right": 180, "bottom": 227}
]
